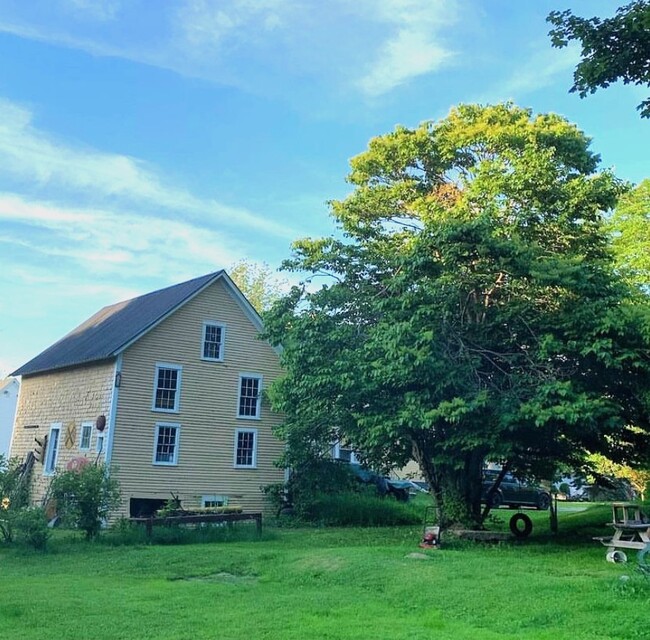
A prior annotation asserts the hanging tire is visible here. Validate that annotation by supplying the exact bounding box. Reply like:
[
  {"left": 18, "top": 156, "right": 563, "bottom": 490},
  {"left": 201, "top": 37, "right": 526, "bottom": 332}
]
[{"left": 509, "top": 513, "right": 533, "bottom": 538}]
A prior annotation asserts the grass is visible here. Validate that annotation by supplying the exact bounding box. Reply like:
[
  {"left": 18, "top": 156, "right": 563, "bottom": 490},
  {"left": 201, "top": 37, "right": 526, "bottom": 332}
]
[{"left": 0, "top": 503, "right": 648, "bottom": 639}]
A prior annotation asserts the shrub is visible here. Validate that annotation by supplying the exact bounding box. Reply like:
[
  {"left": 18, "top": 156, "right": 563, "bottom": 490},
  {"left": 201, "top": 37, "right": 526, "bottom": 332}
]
[
  {"left": 0, "top": 454, "right": 31, "bottom": 544},
  {"left": 302, "top": 489, "right": 423, "bottom": 527},
  {"left": 49, "top": 463, "right": 121, "bottom": 539},
  {"left": 13, "top": 507, "right": 50, "bottom": 550}
]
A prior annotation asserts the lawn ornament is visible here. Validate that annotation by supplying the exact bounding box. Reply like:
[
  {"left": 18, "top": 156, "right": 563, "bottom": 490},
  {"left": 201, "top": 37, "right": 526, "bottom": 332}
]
[{"left": 420, "top": 506, "right": 441, "bottom": 548}]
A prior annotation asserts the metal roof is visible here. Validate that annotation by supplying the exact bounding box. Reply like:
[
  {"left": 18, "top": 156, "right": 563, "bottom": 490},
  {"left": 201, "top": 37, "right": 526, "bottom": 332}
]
[{"left": 12, "top": 270, "right": 249, "bottom": 377}]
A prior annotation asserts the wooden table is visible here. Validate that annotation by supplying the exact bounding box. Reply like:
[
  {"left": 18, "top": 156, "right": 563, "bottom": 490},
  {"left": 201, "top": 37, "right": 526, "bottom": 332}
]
[
  {"left": 130, "top": 512, "right": 263, "bottom": 538},
  {"left": 595, "top": 502, "right": 650, "bottom": 556}
]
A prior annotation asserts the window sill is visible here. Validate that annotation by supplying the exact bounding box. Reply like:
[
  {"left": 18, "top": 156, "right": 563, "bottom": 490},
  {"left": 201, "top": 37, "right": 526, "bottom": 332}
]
[
  {"left": 152, "top": 407, "right": 180, "bottom": 414},
  {"left": 236, "top": 415, "right": 261, "bottom": 421}
]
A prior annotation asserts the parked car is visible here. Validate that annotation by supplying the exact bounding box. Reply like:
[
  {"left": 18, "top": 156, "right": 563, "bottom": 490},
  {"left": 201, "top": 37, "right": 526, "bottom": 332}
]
[{"left": 481, "top": 470, "right": 551, "bottom": 510}]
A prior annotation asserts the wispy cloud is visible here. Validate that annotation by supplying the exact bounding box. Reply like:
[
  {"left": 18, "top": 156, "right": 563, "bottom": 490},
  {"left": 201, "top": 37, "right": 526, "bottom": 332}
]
[
  {"left": 0, "top": 0, "right": 458, "bottom": 99},
  {"left": 488, "top": 42, "right": 581, "bottom": 101},
  {"left": 0, "top": 99, "right": 292, "bottom": 238},
  {"left": 0, "top": 192, "right": 244, "bottom": 278},
  {"left": 356, "top": 0, "right": 458, "bottom": 96}
]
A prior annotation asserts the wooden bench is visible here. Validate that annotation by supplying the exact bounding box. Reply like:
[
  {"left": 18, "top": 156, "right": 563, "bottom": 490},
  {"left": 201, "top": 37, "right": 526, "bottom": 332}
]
[{"left": 130, "top": 512, "right": 263, "bottom": 538}]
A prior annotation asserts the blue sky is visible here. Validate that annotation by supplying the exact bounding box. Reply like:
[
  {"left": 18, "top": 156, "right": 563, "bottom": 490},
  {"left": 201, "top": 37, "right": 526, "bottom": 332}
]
[{"left": 0, "top": 0, "right": 647, "bottom": 376}]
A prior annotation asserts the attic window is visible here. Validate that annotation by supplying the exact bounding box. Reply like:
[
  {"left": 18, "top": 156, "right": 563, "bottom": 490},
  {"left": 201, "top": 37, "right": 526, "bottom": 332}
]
[
  {"left": 152, "top": 363, "right": 182, "bottom": 413},
  {"left": 201, "top": 322, "right": 225, "bottom": 362}
]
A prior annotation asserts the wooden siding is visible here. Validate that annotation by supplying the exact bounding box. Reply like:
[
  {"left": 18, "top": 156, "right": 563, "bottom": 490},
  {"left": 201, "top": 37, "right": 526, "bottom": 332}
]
[
  {"left": 9, "top": 362, "right": 116, "bottom": 503},
  {"left": 112, "top": 278, "right": 285, "bottom": 517}
]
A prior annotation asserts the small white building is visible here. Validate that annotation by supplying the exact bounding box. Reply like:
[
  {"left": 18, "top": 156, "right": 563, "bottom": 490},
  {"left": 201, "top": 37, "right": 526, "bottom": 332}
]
[{"left": 0, "top": 377, "right": 20, "bottom": 459}]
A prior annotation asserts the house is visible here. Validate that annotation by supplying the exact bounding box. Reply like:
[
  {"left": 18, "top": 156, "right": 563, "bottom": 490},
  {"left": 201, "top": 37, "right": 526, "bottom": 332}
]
[
  {"left": 9, "top": 271, "right": 286, "bottom": 518},
  {"left": 0, "top": 377, "right": 20, "bottom": 458}
]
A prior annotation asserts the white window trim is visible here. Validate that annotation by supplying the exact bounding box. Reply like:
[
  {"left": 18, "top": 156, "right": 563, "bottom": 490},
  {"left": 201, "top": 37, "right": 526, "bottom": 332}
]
[
  {"left": 44, "top": 422, "right": 62, "bottom": 476},
  {"left": 79, "top": 421, "right": 93, "bottom": 452},
  {"left": 234, "top": 428, "right": 258, "bottom": 469},
  {"left": 201, "top": 321, "right": 226, "bottom": 362},
  {"left": 236, "top": 373, "right": 263, "bottom": 420},
  {"left": 331, "top": 441, "right": 359, "bottom": 465},
  {"left": 201, "top": 495, "right": 229, "bottom": 508},
  {"left": 152, "top": 362, "right": 182, "bottom": 414},
  {"left": 152, "top": 422, "right": 180, "bottom": 466}
]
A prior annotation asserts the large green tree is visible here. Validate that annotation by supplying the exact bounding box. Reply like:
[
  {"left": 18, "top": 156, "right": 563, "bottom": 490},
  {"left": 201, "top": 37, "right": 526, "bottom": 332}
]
[
  {"left": 264, "top": 104, "right": 650, "bottom": 528},
  {"left": 548, "top": 1, "right": 650, "bottom": 117}
]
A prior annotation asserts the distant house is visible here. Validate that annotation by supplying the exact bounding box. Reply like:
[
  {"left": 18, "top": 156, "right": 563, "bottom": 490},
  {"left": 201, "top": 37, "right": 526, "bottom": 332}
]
[
  {"left": 9, "top": 271, "right": 285, "bottom": 517},
  {"left": 0, "top": 377, "right": 20, "bottom": 458}
]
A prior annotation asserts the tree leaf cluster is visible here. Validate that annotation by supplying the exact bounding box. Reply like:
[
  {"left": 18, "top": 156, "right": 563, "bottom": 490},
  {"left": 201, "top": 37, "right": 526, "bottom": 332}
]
[{"left": 548, "top": 2, "right": 650, "bottom": 117}]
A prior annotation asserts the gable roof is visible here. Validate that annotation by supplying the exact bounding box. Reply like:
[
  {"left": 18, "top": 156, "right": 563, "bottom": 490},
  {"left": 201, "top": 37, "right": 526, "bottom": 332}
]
[{"left": 12, "top": 271, "right": 264, "bottom": 377}]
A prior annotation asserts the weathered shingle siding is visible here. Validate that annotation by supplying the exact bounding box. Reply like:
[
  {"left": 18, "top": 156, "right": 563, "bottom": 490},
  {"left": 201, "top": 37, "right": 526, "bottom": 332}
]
[
  {"left": 112, "top": 278, "right": 285, "bottom": 517},
  {"left": 9, "top": 362, "right": 116, "bottom": 503}
]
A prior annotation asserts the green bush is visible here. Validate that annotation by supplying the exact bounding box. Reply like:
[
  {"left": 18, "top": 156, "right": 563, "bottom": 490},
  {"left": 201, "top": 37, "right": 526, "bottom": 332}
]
[
  {"left": 49, "top": 463, "right": 121, "bottom": 539},
  {"left": 0, "top": 454, "right": 31, "bottom": 544},
  {"left": 13, "top": 507, "right": 50, "bottom": 550},
  {"left": 297, "top": 489, "right": 423, "bottom": 527}
]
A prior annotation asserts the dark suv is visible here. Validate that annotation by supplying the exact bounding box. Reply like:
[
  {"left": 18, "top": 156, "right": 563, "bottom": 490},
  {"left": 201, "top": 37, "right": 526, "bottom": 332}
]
[{"left": 481, "top": 470, "right": 551, "bottom": 510}]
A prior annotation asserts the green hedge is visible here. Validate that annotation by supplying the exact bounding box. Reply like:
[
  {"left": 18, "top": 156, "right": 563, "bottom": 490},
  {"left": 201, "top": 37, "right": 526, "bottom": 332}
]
[{"left": 299, "top": 491, "right": 424, "bottom": 527}]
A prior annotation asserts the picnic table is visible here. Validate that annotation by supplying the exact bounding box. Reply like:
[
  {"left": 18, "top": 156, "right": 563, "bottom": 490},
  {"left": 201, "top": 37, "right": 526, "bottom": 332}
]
[{"left": 594, "top": 502, "right": 650, "bottom": 558}]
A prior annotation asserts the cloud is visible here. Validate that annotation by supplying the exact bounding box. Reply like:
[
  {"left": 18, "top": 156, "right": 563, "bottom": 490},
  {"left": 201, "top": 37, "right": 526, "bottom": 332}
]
[
  {"left": 492, "top": 42, "right": 581, "bottom": 100},
  {"left": 0, "top": 192, "right": 244, "bottom": 279},
  {"left": 356, "top": 0, "right": 458, "bottom": 96},
  {"left": 64, "top": 0, "right": 122, "bottom": 22},
  {"left": 0, "top": 0, "right": 458, "bottom": 99},
  {"left": 0, "top": 99, "right": 293, "bottom": 238}
]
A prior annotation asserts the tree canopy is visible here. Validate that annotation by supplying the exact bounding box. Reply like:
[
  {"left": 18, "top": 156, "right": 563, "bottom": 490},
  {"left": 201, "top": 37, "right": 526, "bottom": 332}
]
[
  {"left": 229, "top": 260, "right": 284, "bottom": 313},
  {"left": 264, "top": 104, "right": 650, "bottom": 528},
  {"left": 607, "top": 179, "right": 650, "bottom": 290},
  {"left": 548, "top": 1, "right": 650, "bottom": 117}
]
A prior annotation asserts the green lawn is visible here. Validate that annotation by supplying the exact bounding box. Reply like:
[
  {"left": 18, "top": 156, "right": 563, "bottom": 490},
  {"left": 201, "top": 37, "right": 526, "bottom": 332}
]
[{"left": 0, "top": 504, "right": 648, "bottom": 640}]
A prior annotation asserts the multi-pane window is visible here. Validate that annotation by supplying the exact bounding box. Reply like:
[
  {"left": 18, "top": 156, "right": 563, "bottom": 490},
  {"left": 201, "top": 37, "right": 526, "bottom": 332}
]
[
  {"left": 79, "top": 422, "right": 93, "bottom": 451},
  {"left": 202, "top": 495, "right": 229, "bottom": 508},
  {"left": 234, "top": 429, "right": 257, "bottom": 468},
  {"left": 153, "top": 364, "right": 182, "bottom": 412},
  {"left": 237, "top": 375, "right": 262, "bottom": 419},
  {"left": 202, "top": 322, "right": 225, "bottom": 361},
  {"left": 153, "top": 423, "right": 180, "bottom": 465},
  {"left": 44, "top": 423, "right": 61, "bottom": 475}
]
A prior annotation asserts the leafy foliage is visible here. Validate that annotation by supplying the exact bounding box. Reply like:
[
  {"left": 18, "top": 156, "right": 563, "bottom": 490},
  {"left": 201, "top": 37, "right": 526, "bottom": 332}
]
[
  {"left": 12, "top": 507, "right": 50, "bottom": 550},
  {"left": 548, "top": 2, "right": 650, "bottom": 117},
  {"left": 49, "top": 463, "right": 121, "bottom": 539},
  {"left": 229, "top": 260, "right": 285, "bottom": 312},
  {"left": 608, "top": 179, "right": 650, "bottom": 290},
  {"left": 264, "top": 103, "right": 650, "bottom": 528},
  {"left": 0, "top": 454, "right": 31, "bottom": 543}
]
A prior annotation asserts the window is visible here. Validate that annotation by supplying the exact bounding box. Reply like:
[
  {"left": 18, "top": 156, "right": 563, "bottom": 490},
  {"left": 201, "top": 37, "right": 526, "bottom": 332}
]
[
  {"left": 331, "top": 441, "right": 359, "bottom": 465},
  {"left": 79, "top": 422, "right": 93, "bottom": 451},
  {"left": 234, "top": 429, "right": 257, "bottom": 468},
  {"left": 237, "top": 374, "right": 262, "bottom": 419},
  {"left": 153, "top": 423, "right": 180, "bottom": 465},
  {"left": 44, "top": 423, "right": 61, "bottom": 475},
  {"left": 152, "top": 363, "right": 182, "bottom": 413},
  {"left": 202, "top": 322, "right": 225, "bottom": 361},
  {"left": 201, "top": 495, "right": 229, "bottom": 508}
]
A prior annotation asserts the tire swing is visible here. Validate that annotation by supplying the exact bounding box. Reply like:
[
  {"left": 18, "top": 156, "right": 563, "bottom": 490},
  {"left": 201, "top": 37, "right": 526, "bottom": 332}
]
[{"left": 509, "top": 513, "right": 533, "bottom": 539}]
